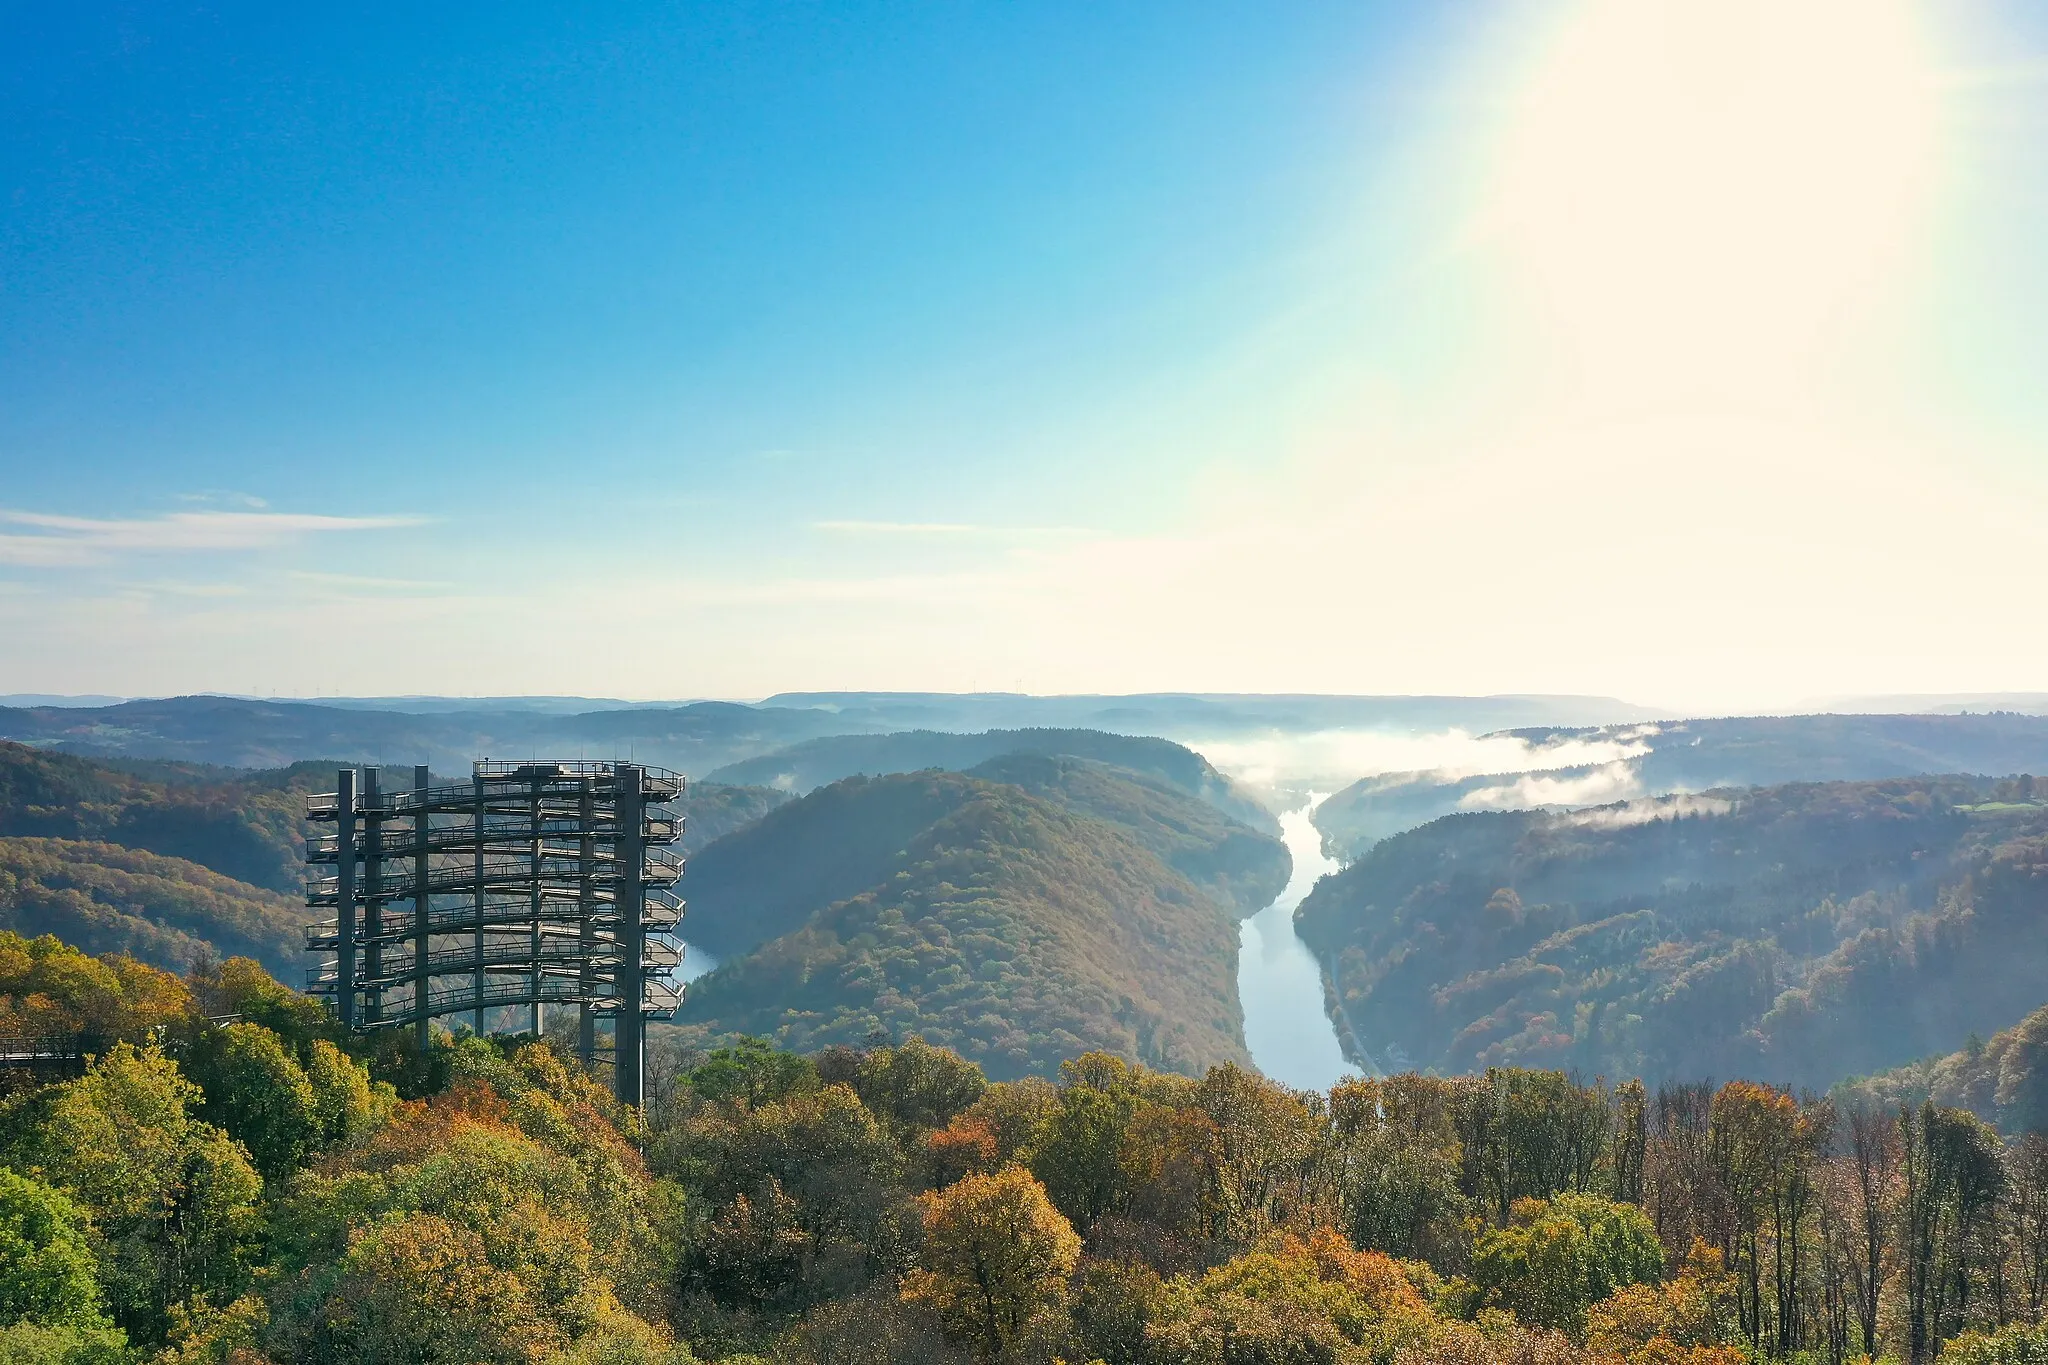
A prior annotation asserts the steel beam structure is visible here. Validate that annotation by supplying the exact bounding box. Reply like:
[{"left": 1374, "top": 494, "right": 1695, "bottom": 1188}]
[{"left": 306, "top": 759, "right": 684, "bottom": 1105}]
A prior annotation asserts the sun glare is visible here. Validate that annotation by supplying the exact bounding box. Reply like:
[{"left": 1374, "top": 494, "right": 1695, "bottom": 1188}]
[{"left": 1487, "top": 0, "right": 1941, "bottom": 409}]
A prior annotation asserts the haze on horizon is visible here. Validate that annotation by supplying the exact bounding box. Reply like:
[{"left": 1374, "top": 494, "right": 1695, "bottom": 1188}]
[{"left": 4, "top": 1, "right": 2046, "bottom": 714}]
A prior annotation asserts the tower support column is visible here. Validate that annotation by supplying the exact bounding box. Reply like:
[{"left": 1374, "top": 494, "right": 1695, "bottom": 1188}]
[
  {"left": 334, "top": 768, "right": 359, "bottom": 1031},
  {"left": 413, "top": 764, "right": 432, "bottom": 1047},
  {"left": 614, "top": 764, "right": 645, "bottom": 1108}
]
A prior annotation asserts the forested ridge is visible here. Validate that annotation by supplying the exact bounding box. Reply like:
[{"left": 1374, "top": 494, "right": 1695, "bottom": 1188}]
[
  {"left": 1842, "top": 1001, "right": 2048, "bottom": 1137},
  {"left": 703, "top": 727, "right": 1280, "bottom": 835},
  {"left": 1297, "top": 776, "right": 2048, "bottom": 1088},
  {"left": 4, "top": 931, "right": 2047, "bottom": 1364},
  {"left": 672, "top": 766, "right": 1284, "bottom": 1079},
  {"left": 1313, "top": 714, "right": 2048, "bottom": 861},
  {"left": 0, "top": 743, "right": 327, "bottom": 895}
]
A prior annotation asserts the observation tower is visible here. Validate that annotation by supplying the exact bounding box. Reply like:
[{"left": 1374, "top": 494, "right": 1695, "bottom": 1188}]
[{"left": 305, "top": 759, "right": 684, "bottom": 1105}]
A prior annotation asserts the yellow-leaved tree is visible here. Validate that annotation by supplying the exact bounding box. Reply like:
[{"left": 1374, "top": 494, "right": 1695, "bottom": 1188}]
[{"left": 903, "top": 1163, "right": 1081, "bottom": 1357}]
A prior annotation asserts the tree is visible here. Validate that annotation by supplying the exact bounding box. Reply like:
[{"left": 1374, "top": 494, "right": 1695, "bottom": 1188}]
[
  {"left": 687, "top": 1036, "right": 819, "bottom": 1109},
  {"left": 308, "top": 1213, "right": 556, "bottom": 1365},
  {"left": 1332, "top": 1075, "right": 1473, "bottom": 1265},
  {"left": 187, "top": 1021, "right": 321, "bottom": 1180},
  {"left": 1706, "top": 1080, "right": 1827, "bottom": 1356},
  {"left": 16, "top": 1043, "right": 261, "bottom": 1344},
  {"left": 304, "top": 1036, "right": 377, "bottom": 1148},
  {"left": 1030, "top": 1054, "right": 1140, "bottom": 1234},
  {"left": 854, "top": 1037, "right": 988, "bottom": 1137},
  {"left": 1461, "top": 1069, "right": 1612, "bottom": 1222},
  {"left": 0, "top": 1169, "right": 108, "bottom": 1331},
  {"left": 903, "top": 1164, "right": 1081, "bottom": 1356},
  {"left": 1587, "top": 1239, "right": 1739, "bottom": 1364},
  {"left": 1141, "top": 1228, "right": 1435, "bottom": 1365},
  {"left": 1193, "top": 1063, "right": 1326, "bottom": 1246},
  {"left": 1901, "top": 1102, "right": 2007, "bottom": 1363},
  {"left": 1844, "top": 1104, "right": 1900, "bottom": 1359},
  {"left": 1470, "top": 1193, "right": 1665, "bottom": 1339}
]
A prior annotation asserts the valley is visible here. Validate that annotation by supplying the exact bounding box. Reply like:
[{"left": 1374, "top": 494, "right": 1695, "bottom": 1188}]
[{"left": 6, "top": 697, "right": 2048, "bottom": 1365}]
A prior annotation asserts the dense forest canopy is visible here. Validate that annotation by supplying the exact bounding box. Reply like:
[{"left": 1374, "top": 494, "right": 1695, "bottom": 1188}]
[
  {"left": 671, "top": 766, "right": 1284, "bottom": 1079},
  {"left": 1297, "top": 775, "right": 2048, "bottom": 1089},
  {"left": 0, "top": 742, "right": 327, "bottom": 895},
  {"left": 0, "top": 841, "right": 304, "bottom": 979},
  {"left": 2, "top": 933, "right": 2044, "bottom": 1365}
]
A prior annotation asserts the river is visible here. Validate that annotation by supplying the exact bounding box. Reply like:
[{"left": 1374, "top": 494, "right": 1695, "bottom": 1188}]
[
  {"left": 1236, "top": 799, "right": 1360, "bottom": 1091},
  {"left": 675, "top": 797, "right": 1366, "bottom": 1087}
]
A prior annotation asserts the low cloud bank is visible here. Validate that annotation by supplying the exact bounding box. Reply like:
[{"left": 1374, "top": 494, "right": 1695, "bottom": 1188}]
[{"left": 1190, "top": 725, "right": 1656, "bottom": 789}]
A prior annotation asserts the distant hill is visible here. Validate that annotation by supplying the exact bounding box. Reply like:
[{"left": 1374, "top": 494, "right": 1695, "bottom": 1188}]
[
  {"left": 756, "top": 691, "right": 1656, "bottom": 736},
  {"left": 1295, "top": 775, "right": 2048, "bottom": 1090},
  {"left": 0, "top": 741, "right": 328, "bottom": 893},
  {"left": 677, "top": 781, "right": 793, "bottom": 855},
  {"left": 0, "top": 694, "right": 872, "bottom": 775},
  {"left": 1837, "top": 1000, "right": 2048, "bottom": 1135},
  {"left": 0, "top": 837, "right": 303, "bottom": 978},
  {"left": 672, "top": 765, "right": 1280, "bottom": 1079},
  {"left": 1314, "top": 712, "right": 2048, "bottom": 859},
  {"left": 705, "top": 727, "right": 1279, "bottom": 834}
]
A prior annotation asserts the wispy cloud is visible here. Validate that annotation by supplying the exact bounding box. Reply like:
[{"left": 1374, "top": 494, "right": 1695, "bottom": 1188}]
[{"left": 0, "top": 509, "right": 429, "bottom": 567}]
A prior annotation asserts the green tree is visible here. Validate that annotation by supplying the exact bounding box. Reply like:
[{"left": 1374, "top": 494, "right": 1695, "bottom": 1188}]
[
  {"left": 309, "top": 1213, "right": 556, "bottom": 1365},
  {"left": 187, "top": 1021, "right": 321, "bottom": 1180},
  {"left": 0, "top": 1320, "right": 131, "bottom": 1365},
  {"left": 0, "top": 1169, "right": 109, "bottom": 1331},
  {"left": 1902, "top": 1102, "right": 2007, "bottom": 1363},
  {"left": 1332, "top": 1074, "right": 1475, "bottom": 1265},
  {"left": 686, "top": 1036, "right": 819, "bottom": 1109},
  {"left": 1470, "top": 1192, "right": 1664, "bottom": 1339},
  {"left": 303, "top": 1037, "right": 377, "bottom": 1148},
  {"left": 14, "top": 1043, "right": 261, "bottom": 1344},
  {"left": 854, "top": 1037, "right": 988, "bottom": 1138},
  {"left": 1029, "top": 1052, "right": 1139, "bottom": 1234}
]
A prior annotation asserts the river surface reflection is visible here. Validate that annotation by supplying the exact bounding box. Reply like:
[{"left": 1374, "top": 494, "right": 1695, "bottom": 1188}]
[{"left": 1237, "top": 801, "right": 1357, "bottom": 1091}]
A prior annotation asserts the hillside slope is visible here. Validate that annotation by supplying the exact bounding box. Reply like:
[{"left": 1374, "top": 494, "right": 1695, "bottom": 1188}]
[
  {"left": 965, "top": 752, "right": 1288, "bottom": 915},
  {"left": 704, "top": 726, "right": 1278, "bottom": 833},
  {"left": 677, "top": 780, "right": 793, "bottom": 855},
  {"left": 672, "top": 770, "right": 1264, "bottom": 1079},
  {"left": 0, "top": 837, "right": 304, "bottom": 977},
  {"left": 1295, "top": 776, "right": 2048, "bottom": 1089},
  {"left": 1314, "top": 712, "right": 2048, "bottom": 859},
  {"left": 0, "top": 741, "right": 330, "bottom": 893},
  {"left": 1838, "top": 1000, "right": 2048, "bottom": 1136}
]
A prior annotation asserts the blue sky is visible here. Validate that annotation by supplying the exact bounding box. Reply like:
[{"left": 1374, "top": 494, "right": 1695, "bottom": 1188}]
[{"left": 4, "top": 2, "right": 2047, "bottom": 706}]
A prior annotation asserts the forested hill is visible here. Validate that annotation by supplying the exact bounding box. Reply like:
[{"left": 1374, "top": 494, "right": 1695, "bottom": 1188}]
[
  {"left": 0, "top": 838, "right": 303, "bottom": 976},
  {"left": 0, "top": 741, "right": 325, "bottom": 893},
  {"left": 1315, "top": 711, "right": 2048, "bottom": 858},
  {"left": 673, "top": 767, "right": 1277, "bottom": 1079},
  {"left": 964, "top": 752, "right": 1288, "bottom": 915},
  {"left": 1295, "top": 775, "right": 2048, "bottom": 1089},
  {"left": 1839, "top": 998, "right": 2048, "bottom": 1136},
  {"left": 704, "top": 726, "right": 1279, "bottom": 833}
]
